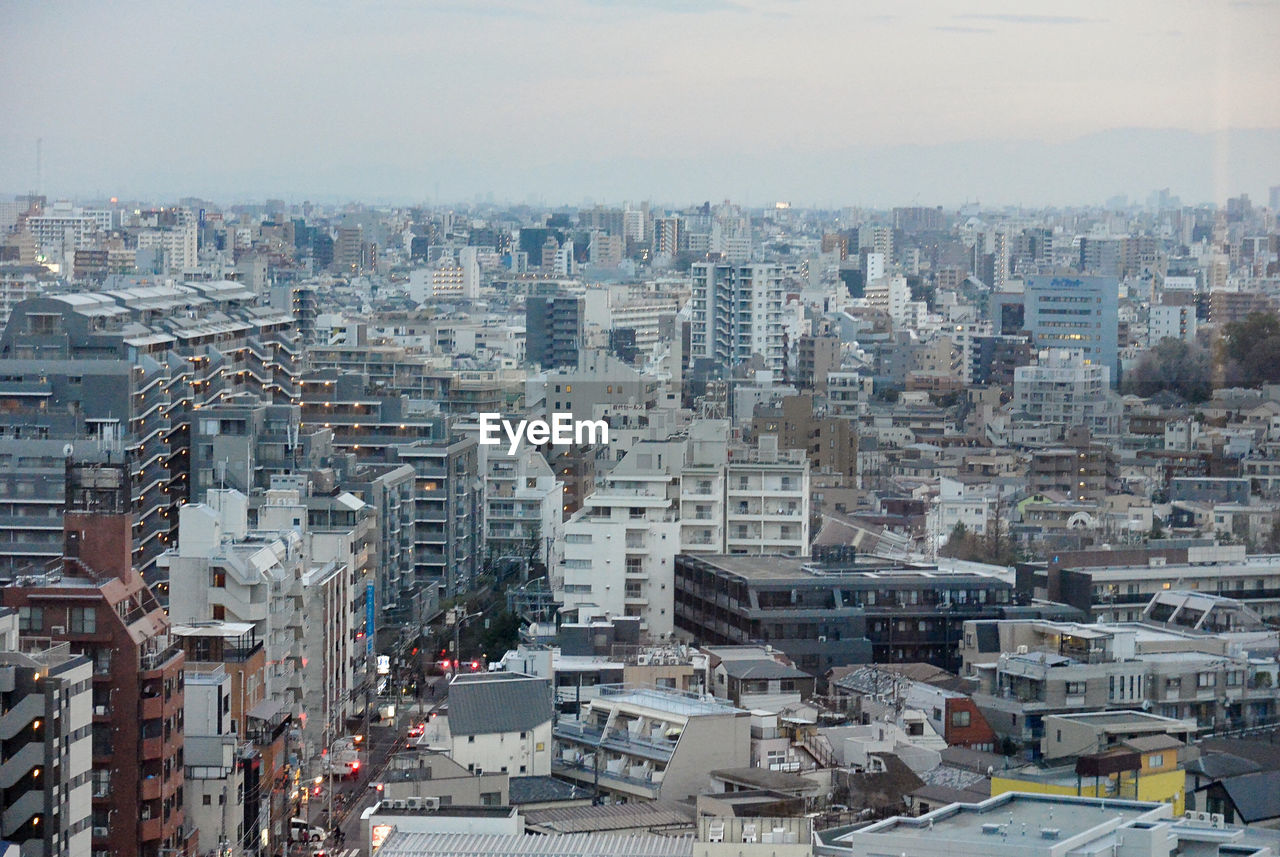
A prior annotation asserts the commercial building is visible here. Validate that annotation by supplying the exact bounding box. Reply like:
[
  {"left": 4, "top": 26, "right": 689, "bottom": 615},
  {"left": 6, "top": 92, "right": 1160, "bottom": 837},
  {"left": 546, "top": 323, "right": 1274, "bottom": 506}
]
[{"left": 1024, "top": 274, "right": 1120, "bottom": 381}]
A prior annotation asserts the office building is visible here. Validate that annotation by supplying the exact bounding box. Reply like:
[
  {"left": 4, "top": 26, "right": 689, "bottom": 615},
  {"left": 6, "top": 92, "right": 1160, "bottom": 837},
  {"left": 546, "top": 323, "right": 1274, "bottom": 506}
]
[{"left": 1022, "top": 275, "right": 1120, "bottom": 382}]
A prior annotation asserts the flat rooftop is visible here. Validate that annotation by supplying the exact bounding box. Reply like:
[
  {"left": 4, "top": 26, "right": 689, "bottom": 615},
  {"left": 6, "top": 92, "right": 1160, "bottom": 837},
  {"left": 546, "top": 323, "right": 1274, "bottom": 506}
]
[
  {"left": 681, "top": 554, "right": 1004, "bottom": 584},
  {"left": 835, "top": 792, "right": 1171, "bottom": 853},
  {"left": 591, "top": 684, "right": 743, "bottom": 717},
  {"left": 1049, "top": 711, "right": 1192, "bottom": 729}
]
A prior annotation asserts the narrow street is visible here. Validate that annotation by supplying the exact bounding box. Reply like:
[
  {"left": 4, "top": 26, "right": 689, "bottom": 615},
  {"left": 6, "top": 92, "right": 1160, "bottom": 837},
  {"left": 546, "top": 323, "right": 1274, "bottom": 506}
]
[{"left": 297, "top": 682, "right": 449, "bottom": 856}]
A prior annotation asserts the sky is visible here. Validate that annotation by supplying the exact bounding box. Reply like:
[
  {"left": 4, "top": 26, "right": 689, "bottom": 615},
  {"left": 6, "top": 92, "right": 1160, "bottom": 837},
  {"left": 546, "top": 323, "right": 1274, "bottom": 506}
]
[{"left": 1, "top": 0, "right": 1278, "bottom": 207}]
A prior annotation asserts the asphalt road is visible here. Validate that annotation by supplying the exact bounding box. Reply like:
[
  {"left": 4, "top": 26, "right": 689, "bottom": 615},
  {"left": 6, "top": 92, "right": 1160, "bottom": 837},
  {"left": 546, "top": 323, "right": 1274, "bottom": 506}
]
[{"left": 298, "top": 683, "right": 449, "bottom": 856}]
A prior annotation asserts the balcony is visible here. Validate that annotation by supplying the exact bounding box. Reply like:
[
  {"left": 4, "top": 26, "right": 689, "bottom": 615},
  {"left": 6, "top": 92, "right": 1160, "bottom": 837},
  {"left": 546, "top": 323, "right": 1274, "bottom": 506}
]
[
  {"left": 139, "top": 816, "right": 163, "bottom": 841},
  {"left": 141, "top": 774, "right": 163, "bottom": 800}
]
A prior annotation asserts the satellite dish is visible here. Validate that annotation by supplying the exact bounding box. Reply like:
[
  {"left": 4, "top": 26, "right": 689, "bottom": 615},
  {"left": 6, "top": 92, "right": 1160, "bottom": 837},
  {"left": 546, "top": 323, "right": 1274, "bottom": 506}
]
[{"left": 63, "top": 443, "right": 74, "bottom": 458}]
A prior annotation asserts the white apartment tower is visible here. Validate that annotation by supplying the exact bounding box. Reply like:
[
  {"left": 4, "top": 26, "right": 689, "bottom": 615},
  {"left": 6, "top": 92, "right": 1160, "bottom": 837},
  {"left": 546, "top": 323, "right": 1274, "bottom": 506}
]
[
  {"left": 556, "top": 422, "right": 809, "bottom": 637},
  {"left": 689, "top": 262, "right": 787, "bottom": 373},
  {"left": 1013, "top": 349, "right": 1119, "bottom": 435}
]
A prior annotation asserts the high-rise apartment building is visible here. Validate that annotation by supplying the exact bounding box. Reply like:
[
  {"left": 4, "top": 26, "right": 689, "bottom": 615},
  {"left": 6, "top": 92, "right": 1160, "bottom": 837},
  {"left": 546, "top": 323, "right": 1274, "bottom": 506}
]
[
  {"left": 333, "top": 223, "right": 364, "bottom": 274},
  {"left": 689, "top": 262, "right": 786, "bottom": 375},
  {"left": 0, "top": 282, "right": 300, "bottom": 586},
  {"left": 556, "top": 423, "right": 809, "bottom": 637},
  {"left": 0, "top": 606, "right": 93, "bottom": 857},
  {"left": 2, "top": 463, "right": 193, "bottom": 857},
  {"left": 525, "top": 293, "right": 584, "bottom": 370},
  {"left": 1014, "top": 349, "right": 1119, "bottom": 435}
]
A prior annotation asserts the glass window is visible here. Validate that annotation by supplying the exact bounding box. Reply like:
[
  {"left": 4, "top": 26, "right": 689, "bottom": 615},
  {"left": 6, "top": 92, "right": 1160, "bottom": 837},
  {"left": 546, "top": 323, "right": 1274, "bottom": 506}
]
[
  {"left": 18, "top": 606, "right": 42, "bottom": 632},
  {"left": 70, "top": 607, "right": 96, "bottom": 634}
]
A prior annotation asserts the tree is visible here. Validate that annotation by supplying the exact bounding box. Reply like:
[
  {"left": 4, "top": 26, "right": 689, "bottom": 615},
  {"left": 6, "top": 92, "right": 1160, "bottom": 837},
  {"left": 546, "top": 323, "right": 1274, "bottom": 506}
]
[
  {"left": 1218, "top": 311, "right": 1280, "bottom": 387},
  {"left": 1122, "top": 338, "right": 1211, "bottom": 402},
  {"left": 940, "top": 520, "right": 1019, "bottom": 566}
]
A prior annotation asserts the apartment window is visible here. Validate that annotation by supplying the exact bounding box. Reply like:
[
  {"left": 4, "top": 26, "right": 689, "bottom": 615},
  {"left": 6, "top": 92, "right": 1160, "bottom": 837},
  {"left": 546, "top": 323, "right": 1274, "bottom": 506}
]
[
  {"left": 202, "top": 795, "right": 212, "bottom": 806},
  {"left": 212, "top": 571, "right": 226, "bottom": 588},
  {"left": 1065, "top": 681, "right": 1086, "bottom": 695},
  {"left": 1226, "top": 671, "right": 1243, "bottom": 687},
  {"left": 1198, "top": 673, "right": 1216, "bottom": 688},
  {"left": 1165, "top": 677, "right": 1181, "bottom": 690},
  {"left": 18, "top": 606, "right": 42, "bottom": 632},
  {"left": 1149, "top": 753, "right": 1165, "bottom": 768},
  {"left": 70, "top": 607, "right": 96, "bottom": 634},
  {"left": 950, "top": 710, "right": 971, "bottom": 728}
]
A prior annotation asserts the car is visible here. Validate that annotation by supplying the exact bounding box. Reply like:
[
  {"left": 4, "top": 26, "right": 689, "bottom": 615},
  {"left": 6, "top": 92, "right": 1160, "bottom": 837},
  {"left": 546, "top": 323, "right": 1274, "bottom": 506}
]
[
  {"left": 289, "top": 818, "right": 326, "bottom": 843},
  {"left": 407, "top": 722, "right": 425, "bottom": 739}
]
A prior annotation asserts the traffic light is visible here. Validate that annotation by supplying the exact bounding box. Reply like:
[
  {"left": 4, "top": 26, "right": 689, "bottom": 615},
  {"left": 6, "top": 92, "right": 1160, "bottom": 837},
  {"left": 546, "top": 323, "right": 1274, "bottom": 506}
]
[{"left": 470, "top": 660, "right": 480, "bottom": 671}]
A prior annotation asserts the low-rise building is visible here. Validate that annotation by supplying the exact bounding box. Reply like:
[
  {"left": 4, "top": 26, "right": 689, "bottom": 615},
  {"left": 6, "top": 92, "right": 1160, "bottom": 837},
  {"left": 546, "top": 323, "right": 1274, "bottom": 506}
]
[
  {"left": 445, "top": 672, "right": 554, "bottom": 777},
  {"left": 552, "top": 684, "right": 750, "bottom": 801}
]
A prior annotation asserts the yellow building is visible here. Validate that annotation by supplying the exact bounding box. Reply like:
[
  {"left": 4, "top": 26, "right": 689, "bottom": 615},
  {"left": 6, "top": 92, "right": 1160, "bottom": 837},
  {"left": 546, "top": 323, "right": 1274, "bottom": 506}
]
[{"left": 992, "top": 740, "right": 1186, "bottom": 816}]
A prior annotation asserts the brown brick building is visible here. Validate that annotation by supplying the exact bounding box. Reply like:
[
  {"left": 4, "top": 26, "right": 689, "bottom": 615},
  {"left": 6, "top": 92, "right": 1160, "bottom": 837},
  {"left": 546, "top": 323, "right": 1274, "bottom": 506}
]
[{"left": 2, "top": 463, "right": 195, "bottom": 857}]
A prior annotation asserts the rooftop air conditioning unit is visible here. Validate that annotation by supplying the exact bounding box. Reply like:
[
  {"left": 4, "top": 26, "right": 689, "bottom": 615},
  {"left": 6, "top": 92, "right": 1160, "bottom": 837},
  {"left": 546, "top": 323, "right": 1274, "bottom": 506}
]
[{"left": 421, "top": 796, "right": 441, "bottom": 810}]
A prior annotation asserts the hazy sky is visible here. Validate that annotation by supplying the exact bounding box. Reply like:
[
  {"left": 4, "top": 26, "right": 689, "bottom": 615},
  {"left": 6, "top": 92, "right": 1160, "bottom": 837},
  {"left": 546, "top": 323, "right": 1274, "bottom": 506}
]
[{"left": 2, "top": 0, "right": 1278, "bottom": 206}]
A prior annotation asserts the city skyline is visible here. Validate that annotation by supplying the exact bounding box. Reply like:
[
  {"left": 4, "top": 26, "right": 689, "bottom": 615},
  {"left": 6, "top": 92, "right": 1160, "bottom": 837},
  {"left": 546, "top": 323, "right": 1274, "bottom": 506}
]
[{"left": 2, "top": 0, "right": 1277, "bottom": 205}]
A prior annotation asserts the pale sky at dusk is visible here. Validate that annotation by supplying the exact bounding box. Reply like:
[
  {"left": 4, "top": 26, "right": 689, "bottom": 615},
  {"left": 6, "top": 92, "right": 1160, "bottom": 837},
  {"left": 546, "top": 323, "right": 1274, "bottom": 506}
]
[{"left": 2, "top": 0, "right": 1277, "bottom": 206}]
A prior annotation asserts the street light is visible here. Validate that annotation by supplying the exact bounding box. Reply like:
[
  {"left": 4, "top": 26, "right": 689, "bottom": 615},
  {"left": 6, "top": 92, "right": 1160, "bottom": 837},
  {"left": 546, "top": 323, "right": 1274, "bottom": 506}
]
[{"left": 446, "top": 608, "right": 484, "bottom": 674}]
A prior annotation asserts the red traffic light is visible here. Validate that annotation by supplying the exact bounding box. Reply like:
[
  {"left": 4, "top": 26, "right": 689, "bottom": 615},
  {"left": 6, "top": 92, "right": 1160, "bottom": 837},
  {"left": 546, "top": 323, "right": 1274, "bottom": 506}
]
[{"left": 470, "top": 660, "right": 480, "bottom": 671}]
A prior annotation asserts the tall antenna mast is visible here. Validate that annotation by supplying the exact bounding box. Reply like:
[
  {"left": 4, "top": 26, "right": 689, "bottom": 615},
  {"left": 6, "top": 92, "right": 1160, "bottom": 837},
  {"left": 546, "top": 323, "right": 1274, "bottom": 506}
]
[{"left": 35, "top": 137, "right": 42, "bottom": 199}]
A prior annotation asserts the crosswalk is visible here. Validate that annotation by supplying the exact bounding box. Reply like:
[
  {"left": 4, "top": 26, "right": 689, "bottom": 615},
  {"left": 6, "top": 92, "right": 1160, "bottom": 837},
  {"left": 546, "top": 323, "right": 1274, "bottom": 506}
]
[{"left": 314, "top": 849, "right": 361, "bottom": 857}]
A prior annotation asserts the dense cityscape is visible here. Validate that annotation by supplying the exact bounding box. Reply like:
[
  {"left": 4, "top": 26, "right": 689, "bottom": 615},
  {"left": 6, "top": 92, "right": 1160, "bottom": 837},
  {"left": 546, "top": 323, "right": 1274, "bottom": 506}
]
[
  {"left": 1, "top": 185, "right": 1279, "bottom": 857},
  {"left": 4, "top": 3, "right": 1280, "bottom": 857}
]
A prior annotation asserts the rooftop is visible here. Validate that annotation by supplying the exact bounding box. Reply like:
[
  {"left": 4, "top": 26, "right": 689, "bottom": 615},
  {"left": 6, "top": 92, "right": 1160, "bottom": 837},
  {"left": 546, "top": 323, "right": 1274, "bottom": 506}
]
[
  {"left": 588, "top": 684, "right": 744, "bottom": 717},
  {"left": 832, "top": 792, "right": 1171, "bottom": 854},
  {"left": 681, "top": 553, "right": 1007, "bottom": 584},
  {"left": 376, "top": 831, "right": 693, "bottom": 857}
]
